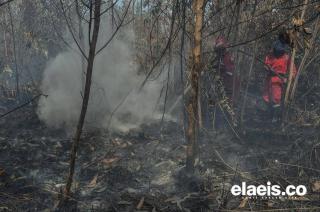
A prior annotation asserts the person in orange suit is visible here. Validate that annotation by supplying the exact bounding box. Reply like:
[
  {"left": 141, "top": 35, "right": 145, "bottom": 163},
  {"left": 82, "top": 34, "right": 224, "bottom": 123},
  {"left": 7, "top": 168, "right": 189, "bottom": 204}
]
[
  {"left": 263, "top": 39, "right": 297, "bottom": 121},
  {"left": 203, "top": 36, "right": 239, "bottom": 129},
  {"left": 214, "top": 36, "right": 240, "bottom": 104}
]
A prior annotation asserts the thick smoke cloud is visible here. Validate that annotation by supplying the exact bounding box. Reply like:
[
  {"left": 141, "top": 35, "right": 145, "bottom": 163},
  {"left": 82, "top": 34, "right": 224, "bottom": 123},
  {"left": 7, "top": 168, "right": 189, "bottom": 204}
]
[{"left": 37, "top": 19, "right": 166, "bottom": 132}]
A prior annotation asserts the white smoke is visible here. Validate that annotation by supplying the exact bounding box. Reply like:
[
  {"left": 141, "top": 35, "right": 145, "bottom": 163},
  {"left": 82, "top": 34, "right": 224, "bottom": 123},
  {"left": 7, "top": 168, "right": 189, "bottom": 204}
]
[{"left": 37, "top": 16, "right": 169, "bottom": 132}]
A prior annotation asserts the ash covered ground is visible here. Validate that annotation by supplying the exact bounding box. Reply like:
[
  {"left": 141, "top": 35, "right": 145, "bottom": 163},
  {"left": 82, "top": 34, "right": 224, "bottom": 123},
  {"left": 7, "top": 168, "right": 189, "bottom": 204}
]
[{"left": 0, "top": 105, "right": 319, "bottom": 211}]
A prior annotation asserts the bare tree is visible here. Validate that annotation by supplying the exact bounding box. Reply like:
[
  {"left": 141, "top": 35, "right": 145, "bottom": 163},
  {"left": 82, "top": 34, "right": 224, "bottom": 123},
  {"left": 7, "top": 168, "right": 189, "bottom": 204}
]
[
  {"left": 57, "top": 0, "right": 132, "bottom": 203},
  {"left": 186, "top": 0, "right": 205, "bottom": 174},
  {"left": 284, "top": 0, "right": 308, "bottom": 109},
  {"left": 290, "top": 15, "right": 320, "bottom": 101},
  {"left": 63, "top": 0, "right": 102, "bottom": 200}
]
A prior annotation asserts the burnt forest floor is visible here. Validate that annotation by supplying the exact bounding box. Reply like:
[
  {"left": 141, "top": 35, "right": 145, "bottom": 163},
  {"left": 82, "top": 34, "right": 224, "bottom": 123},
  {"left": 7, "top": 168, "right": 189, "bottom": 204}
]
[{"left": 0, "top": 105, "right": 320, "bottom": 212}]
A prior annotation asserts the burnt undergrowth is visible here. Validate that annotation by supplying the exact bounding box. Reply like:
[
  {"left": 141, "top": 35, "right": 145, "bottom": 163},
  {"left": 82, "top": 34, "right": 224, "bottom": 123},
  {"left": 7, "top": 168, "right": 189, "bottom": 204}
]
[{"left": 0, "top": 105, "right": 319, "bottom": 211}]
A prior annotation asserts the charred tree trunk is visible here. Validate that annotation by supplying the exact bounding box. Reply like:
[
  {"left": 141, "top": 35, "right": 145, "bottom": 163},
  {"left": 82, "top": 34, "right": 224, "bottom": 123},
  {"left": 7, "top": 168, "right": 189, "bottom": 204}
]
[
  {"left": 186, "top": 0, "right": 205, "bottom": 174},
  {"left": 64, "top": 0, "right": 102, "bottom": 198}
]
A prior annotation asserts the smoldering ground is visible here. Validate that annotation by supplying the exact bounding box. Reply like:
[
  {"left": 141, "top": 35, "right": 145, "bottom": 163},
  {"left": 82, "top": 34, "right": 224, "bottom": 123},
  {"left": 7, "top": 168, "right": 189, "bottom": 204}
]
[{"left": 37, "top": 17, "right": 176, "bottom": 132}]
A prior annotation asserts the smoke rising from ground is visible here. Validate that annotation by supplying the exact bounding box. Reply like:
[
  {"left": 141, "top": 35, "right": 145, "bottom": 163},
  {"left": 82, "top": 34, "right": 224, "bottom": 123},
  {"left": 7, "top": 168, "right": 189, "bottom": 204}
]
[{"left": 37, "top": 19, "right": 166, "bottom": 132}]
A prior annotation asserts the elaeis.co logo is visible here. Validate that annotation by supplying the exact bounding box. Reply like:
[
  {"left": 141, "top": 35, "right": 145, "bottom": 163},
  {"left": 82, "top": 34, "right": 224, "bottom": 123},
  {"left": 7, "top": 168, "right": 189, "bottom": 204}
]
[{"left": 231, "top": 181, "right": 307, "bottom": 199}]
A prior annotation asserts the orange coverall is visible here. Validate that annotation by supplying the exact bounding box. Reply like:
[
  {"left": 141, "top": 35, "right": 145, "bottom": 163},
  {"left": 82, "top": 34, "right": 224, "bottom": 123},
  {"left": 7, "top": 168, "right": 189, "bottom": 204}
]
[{"left": 262, "top": 53, "right": 297, "bottom": 105}]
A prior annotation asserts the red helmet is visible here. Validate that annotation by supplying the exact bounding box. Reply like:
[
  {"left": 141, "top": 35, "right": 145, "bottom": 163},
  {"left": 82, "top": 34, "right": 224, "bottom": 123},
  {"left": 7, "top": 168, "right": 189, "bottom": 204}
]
[{"left": 214, "top": 36, "right": 228, "bottom": 49}]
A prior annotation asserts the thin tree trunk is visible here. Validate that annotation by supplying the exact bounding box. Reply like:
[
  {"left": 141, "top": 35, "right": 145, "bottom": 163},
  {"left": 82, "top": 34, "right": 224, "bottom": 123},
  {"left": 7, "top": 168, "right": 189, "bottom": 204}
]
[
  {"left": 180, "top": 0, "right": 187, "bottom": 145},
  {"left": 232, "top": 0, "right": 243, "bottom": 107},
  {"left": 132, "top": 0, "right": 135, "bottom": 24},
  {"left": 8, "top": 4, "right": 20, "bottom": 100},
  {"left": 284, "top": 0, "right": 308, "bottom": 108},
  {"left": 198, "top": 84, "right": 203, "bottom": 128},
  {"left": 75, "top": 0, "right": 86, "bottom": 92},
  {"left": 284, "top": 46, "right": 297, "bottom": 107},
  {"left": 64, "top": 0, "right": 102, "bottom": 198},
  {"left": 240, "top": 42, "right": 257, "bottom": 128},
  {"left": 3, "top": 13, "right": 8, "bottom": 60},
  {"left": 290, "top": 16, "right": 320, "bottom": 101},
  {"left": 186, "top": 0, "right": 205, "bottom": 174},
  {"left": 111, "top": 0, "right": 115, "bottom": 29},
  {"left": 140, "top": 0, "right": 142, "bottom": 16}
]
